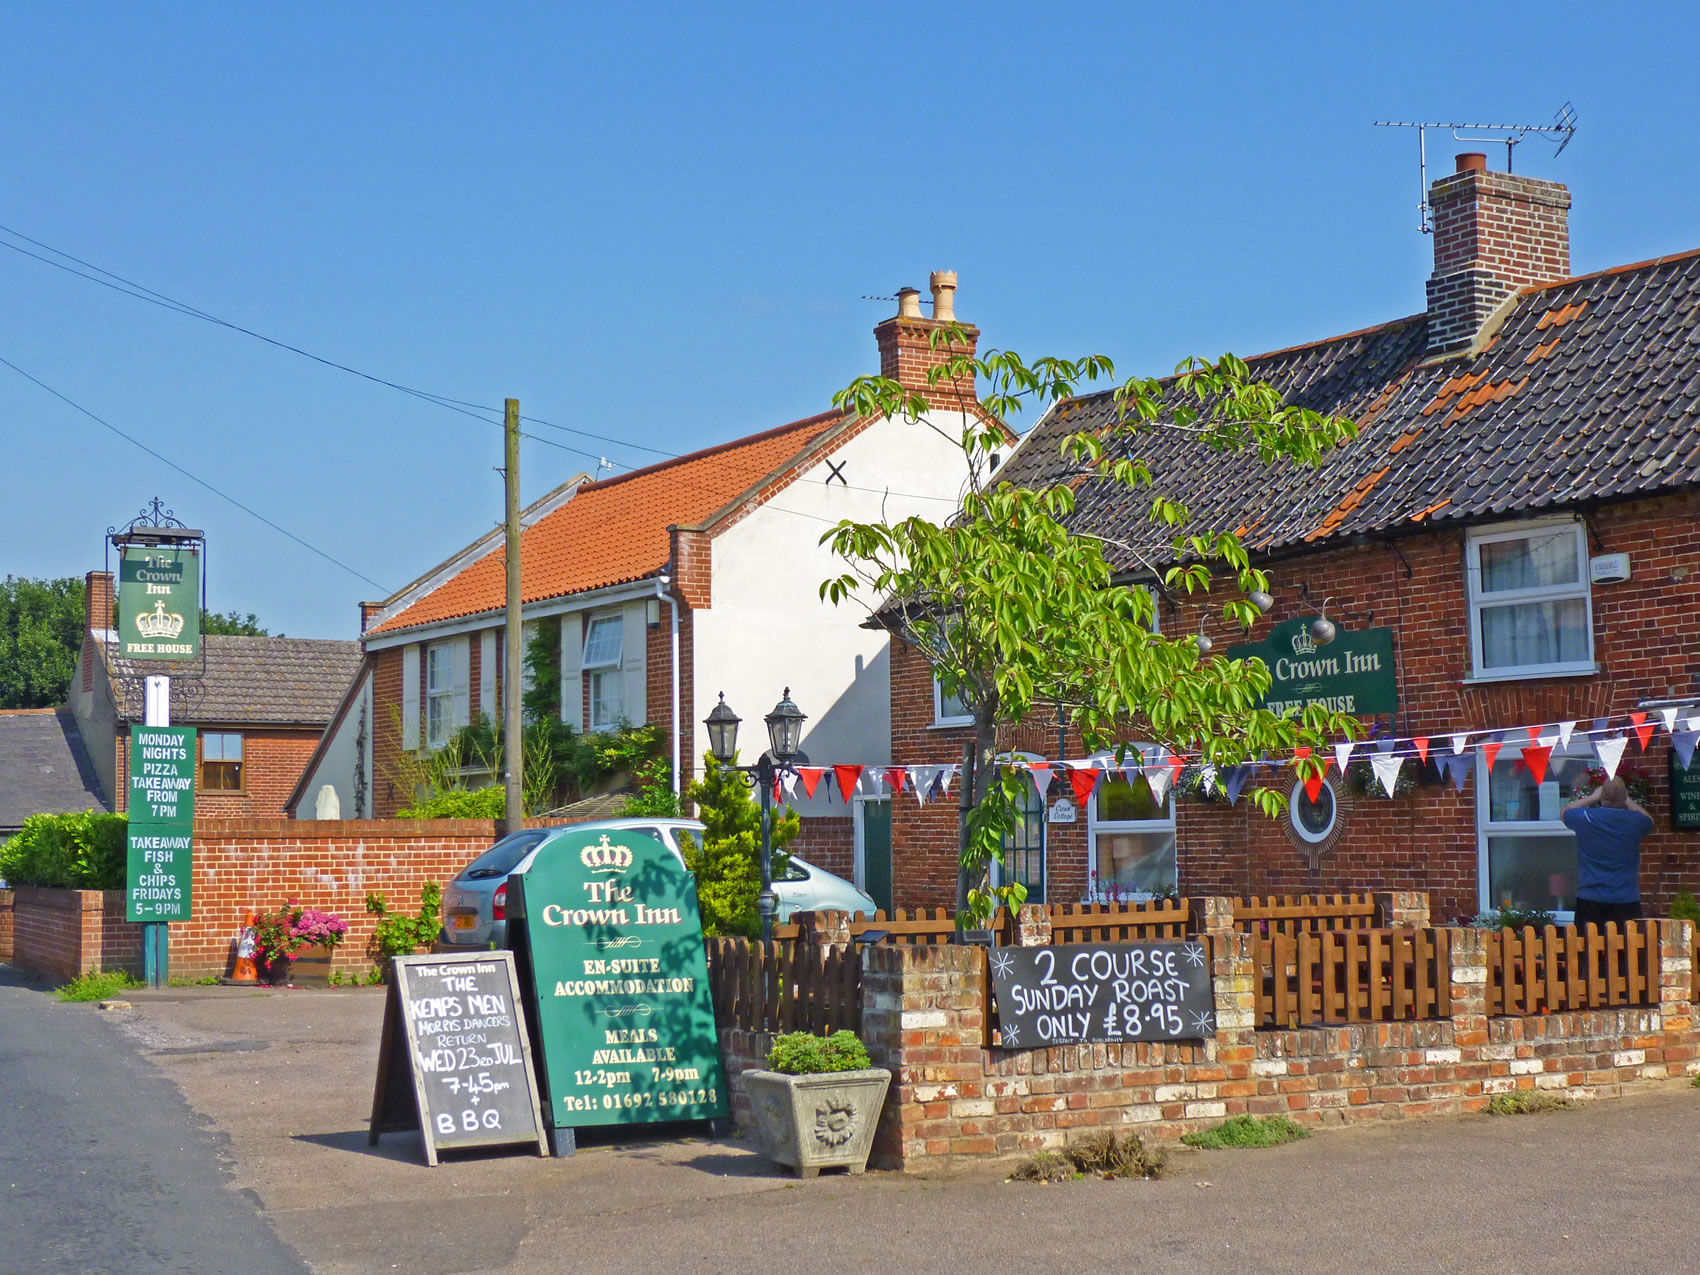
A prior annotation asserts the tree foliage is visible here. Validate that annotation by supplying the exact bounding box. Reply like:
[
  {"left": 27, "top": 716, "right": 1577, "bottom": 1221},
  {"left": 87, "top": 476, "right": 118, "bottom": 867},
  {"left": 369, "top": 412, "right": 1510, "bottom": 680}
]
[
  {"left": 679, "top": 753, "right": 799, "bottom": 937},
  {"left": 0, "top": 576, "right": 85, "bottom": 709},
  {"left": 201, "top": 609, "right": 271, "bottom": 636},
  {"left": 822, "top": 328, "right": 1363, "bottom": 924}
]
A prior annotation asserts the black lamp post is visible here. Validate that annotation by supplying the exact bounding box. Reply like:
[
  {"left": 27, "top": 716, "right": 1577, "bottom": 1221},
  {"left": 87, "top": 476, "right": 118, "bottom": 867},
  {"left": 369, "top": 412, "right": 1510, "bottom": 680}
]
[{"left": 704, "top": 689, "right": 807, "bottom": 942}]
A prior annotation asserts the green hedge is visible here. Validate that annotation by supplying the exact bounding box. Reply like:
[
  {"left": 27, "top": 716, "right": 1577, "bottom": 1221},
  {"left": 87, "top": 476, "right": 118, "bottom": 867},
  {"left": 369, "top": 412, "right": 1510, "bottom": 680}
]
[
  {"left": 0, "top": 811, "right": 128, "bottom": 889},
  {"left": 397, "top": 787, "right": 505, "bottom": 820}
]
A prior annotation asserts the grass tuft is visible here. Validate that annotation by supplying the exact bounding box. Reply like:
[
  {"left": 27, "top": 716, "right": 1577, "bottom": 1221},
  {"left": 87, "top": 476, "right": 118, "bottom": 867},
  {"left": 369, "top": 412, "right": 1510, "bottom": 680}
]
[
  {"left": 1487, "top": 1090, "right": 1572, "bottom": 1116},
  {"left": 56, "top": 969, "right": 140, "bottom": 1002},
  {"left": 1182, "top": 1114, "right": 1310, "bottom": 1150},
  {"left": 1009, "top": 1131, "right": 1167, "bottom": 1184}
]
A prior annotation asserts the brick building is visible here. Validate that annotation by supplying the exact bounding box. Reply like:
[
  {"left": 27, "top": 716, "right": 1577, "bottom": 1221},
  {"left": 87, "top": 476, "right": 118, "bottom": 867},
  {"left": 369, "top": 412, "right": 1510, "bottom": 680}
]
[
  {"left": 67, "top": 570, "right": 361, "bottom": 818},
  {"left": 887, "top": 154, "right": 1700, "bottom": 924},
  {"left": 321, "top": 273, "right": 988, "bottom": 880}
]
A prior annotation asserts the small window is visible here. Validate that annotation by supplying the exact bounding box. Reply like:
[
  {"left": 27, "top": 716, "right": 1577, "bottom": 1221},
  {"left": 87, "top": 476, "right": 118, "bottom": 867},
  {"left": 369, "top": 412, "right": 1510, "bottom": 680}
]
[
  {"left": 1289, "top": 778, "right": 1338, "bottom": 845},
  {"left": 1475, "top": 736, "right": 1595, "bottom": 915},
  {"left": 589, "top": 667, "right": 625, "bottom": 732},
  {"left": 582, "top": 615, "right": 624, "bottom": 670},
  {"left": 1086, "top": 748, "right": 1176, "bottom": 900},
  {"left": 1466, "top": 522, "right": 1593, "bottom": 679},
  {"left": 201, "top": 732, "right": 244, "bottom": 791},
  {"left": 426, "top": 643, "right": 456, "bottom": 749},
  {"left": 933, "top": 676, "right": 972, "bottom": 727}
]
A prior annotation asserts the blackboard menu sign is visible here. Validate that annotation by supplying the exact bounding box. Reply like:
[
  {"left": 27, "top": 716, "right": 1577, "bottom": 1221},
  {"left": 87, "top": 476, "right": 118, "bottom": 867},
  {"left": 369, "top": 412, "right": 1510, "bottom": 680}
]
[
  {"left": 988, "top": 941, "right": 1216, "bottom": 1048},
  {"left": 507, "top": 827, "right": 727, "bottom": 1137},
  {"left": 368, "top": 951, "right": 548, "bottom": 1166},
  {"left": 1672, "top": 747, "right": 1700, "bottom": 830}
]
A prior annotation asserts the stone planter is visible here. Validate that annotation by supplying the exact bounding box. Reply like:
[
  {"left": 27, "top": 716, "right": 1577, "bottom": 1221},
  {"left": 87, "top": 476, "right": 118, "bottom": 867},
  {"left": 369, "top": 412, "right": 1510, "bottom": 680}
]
[{"left": 741, "top": 1068, "right": 891, "bottom": 1177}]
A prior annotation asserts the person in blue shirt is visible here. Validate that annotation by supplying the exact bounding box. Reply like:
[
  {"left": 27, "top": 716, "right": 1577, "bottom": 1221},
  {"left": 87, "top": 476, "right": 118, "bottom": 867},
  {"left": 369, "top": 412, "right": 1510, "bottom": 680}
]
[{"left": 1561, "top": 776, "right": 1654, "bottom": 928}]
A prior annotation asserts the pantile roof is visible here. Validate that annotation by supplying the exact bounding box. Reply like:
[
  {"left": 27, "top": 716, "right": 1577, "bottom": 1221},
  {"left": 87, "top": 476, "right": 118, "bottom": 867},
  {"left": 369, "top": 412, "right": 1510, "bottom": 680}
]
[
  {"left": 369, "top": 410, "right": 849, "bottom": 636},
  {"left": 0, "top": 709, "right": 109, "bottom": 832},
  {"left": 105, "top": 636, "right": 362, "bottom": 726},
  {"left": 1001, "top": 247, "right": 1700, "bottom": 570}
]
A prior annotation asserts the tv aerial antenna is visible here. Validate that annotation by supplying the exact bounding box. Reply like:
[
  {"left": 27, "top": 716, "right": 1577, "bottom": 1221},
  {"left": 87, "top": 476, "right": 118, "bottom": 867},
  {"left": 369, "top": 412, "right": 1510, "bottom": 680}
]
[{"left": 1374, "top": 102, "right": 1577, "bottom": 233}]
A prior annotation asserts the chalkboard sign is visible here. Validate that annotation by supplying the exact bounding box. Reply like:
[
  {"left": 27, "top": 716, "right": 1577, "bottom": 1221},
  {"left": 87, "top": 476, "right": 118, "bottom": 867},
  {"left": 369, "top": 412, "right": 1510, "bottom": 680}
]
[
  {"left": 988, "top": 941, "right": 1215, "bottom": 1047},
  {"left": 367, "top": 951, "right": 548, "bottom": 1166},
  {"left": 507, "top": 827, "right": 728, "bottom": 1139},
  {"left": 1672, "top": 746, "right": 1700, "bottom": 830}
]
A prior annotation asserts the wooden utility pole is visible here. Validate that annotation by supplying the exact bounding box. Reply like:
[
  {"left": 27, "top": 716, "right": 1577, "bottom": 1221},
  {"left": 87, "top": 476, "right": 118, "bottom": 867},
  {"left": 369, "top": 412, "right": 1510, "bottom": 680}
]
[{"left": 504, "top": 398, "right": 524, "bottom": 835}]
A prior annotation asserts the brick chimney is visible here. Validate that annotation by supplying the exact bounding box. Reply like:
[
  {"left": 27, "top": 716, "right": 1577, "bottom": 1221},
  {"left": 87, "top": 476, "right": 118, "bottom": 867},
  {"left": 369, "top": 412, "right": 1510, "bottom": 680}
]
[
  {"left": 85, "top": 570, "right": 114, "bottom": 633},
  {"left": 1426, "top": 152, "right": 1571, "bottom": 356},
  {"left": 359, "top": 601, "right": 385, "bottom": 633},
  {"left": 873, "top": 271, "right": 979, "bottom": 402}
]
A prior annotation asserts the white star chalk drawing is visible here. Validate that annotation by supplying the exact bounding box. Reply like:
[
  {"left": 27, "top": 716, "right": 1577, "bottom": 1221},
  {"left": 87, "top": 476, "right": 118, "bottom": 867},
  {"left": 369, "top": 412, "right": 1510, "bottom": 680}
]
[
  {"left": 1001, "top": 1022, "right": 1021, "bottom": 1045},
  {"left": 989, "top": 949, "right": 1015, "bottom": 979},
  {"left": 1183, "top": 944, "right": 1206, "bottom": 968},
  {"left": 1191, "top": 1011, "right": 1216, "bottom": 1036}
]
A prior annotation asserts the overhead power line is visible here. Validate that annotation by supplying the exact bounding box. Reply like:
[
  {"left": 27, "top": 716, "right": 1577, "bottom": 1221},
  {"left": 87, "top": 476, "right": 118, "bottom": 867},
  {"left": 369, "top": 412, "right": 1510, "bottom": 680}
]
[{"left": 0, "top": 352, "right": 393, "bottom": 593}]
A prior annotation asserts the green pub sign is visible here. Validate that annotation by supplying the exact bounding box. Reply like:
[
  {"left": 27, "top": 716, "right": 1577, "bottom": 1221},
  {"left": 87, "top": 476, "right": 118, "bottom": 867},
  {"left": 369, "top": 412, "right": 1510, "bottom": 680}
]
[
  {"left": 1227, "top": 617, "right": 1399, "bottom": 717},
  {"left": 125, "top": 724, "right": 195, "bottom": 922},
  {"left": 1671, "top": 746, "right": 1700, "bottom": 830},
  {"left": 508, "top": 827, "right": 728, "bottom": 1133},
  {"left": 118, "top": 544, "right": 201, "bottom": 661}
]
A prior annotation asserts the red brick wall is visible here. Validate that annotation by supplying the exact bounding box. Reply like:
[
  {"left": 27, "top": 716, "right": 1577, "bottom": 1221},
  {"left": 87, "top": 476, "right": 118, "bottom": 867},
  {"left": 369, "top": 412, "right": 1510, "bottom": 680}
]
[
  {"left": 0, "top": 888, "right": 13, "bottom": 962},
  {"left": 116, "top": 727, "right": 325, "bottom": 820},
  {"left": 889, "top": 493, "right": 1700, "bottom": 922},
  {"left": 371, "top": 645, "right": 408, "bottom": 816},
  {"left": 791, "top": 815, "right": 854, "bottom": 882},
  {"left": 645, "top": 604, "right": 695, "bottom": 792},
  {"left": 10, "top": 887, "right": 141, "bottom": 982}
]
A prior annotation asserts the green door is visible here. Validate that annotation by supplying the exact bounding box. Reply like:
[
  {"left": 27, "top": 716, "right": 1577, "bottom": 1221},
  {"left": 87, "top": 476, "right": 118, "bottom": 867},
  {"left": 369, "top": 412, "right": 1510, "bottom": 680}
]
[{"left": 859, "top": 799, "right": 893, "bottom": 914}]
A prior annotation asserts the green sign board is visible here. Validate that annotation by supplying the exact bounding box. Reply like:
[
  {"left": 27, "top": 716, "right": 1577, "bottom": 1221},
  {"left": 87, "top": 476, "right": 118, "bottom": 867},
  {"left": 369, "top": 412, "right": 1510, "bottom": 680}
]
[
  {"left": 508, "top": 827, "right": 728, "bottom": 1132},
  {"left": 1227, "top": 617, "right": 1398, "bottom": 717},
  {"left": 118, "top": 544, "right": 201, "bottom": 661},
  {"left": 125, "top": 724, "right": 195, "bottom": 922},
  {"left": 1672, "top": 746, "right": 1700, "bottom": 830}
]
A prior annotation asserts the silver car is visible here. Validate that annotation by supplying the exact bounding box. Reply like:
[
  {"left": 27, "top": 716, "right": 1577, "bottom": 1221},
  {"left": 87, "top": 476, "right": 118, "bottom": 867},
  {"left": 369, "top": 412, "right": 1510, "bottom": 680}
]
[{"left": 437, "top": 817, "right": 876, "bottom": 952}]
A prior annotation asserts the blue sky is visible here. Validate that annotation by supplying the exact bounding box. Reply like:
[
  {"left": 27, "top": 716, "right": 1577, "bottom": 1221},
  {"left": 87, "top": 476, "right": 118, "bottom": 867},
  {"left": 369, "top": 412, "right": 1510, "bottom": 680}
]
[{"left": 3, "top": 3, "right": 1695, "bottom": 637}]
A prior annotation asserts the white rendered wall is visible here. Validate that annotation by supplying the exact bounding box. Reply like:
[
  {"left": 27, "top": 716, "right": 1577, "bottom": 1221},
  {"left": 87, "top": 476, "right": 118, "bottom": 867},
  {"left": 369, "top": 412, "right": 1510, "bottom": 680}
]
[
  {"left": 295, "top": 671, "right": 373, "bottom": 819},
  {"left": 692, "top": 412, "right": 976, "bottom": 819}
]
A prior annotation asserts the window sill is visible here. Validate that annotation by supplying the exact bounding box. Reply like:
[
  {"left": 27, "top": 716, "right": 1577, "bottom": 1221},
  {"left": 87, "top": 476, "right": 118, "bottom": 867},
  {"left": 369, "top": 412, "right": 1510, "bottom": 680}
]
[
  {"left": 928, "top": 719, "right": 975, "bottom": 731},
  {"left": 1461, "top": 663, "right": 1598, "bottom": 686}
]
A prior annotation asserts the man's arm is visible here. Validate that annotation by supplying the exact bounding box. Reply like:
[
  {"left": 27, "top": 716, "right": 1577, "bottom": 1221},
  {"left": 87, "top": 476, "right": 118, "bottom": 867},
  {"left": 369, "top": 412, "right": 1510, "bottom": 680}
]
[
  {"left": 1625, "top": 795, "right": 1651, "bottom": 821},
  {"left": 1563, "top": 787, "right": 1604, "bottom": 815}
]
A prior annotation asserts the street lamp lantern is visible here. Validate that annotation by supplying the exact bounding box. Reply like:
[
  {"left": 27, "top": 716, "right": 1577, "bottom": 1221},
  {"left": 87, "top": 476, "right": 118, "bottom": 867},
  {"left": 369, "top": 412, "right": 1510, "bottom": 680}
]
[
  {"left": 705, "top": 692, "right": 741, "bottom": 765},
  {"left": 764, "top": 688, "right": 806, "bottom": 764}
]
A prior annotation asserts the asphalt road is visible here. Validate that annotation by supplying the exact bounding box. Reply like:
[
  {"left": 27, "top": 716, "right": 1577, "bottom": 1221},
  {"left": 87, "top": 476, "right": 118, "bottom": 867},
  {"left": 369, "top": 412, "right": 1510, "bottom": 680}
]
[{"left": 0, "top": 968, "right": 309, "bottom": 1275}]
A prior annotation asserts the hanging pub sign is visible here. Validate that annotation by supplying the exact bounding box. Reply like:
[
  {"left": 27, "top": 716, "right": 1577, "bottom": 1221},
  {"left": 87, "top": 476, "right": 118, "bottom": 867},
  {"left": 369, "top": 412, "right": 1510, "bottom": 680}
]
[
  {"left": 125, "top": 724, "right": 195, "bottom": 923},
  {"left": 507, "top": 826, "right": 727, "bottom": 1151},
  {"left": 368, "top": 951, "right": 549, "bottom": 1166},
  {"left": 117, "top": 543, "right": 201, "bottom": 661},
  {"left": 988, "top": 941, "right": 1216, "bottom": 1047},
  {"left": 1226, "top": 617, "right": 1397, "bottom": 717}
]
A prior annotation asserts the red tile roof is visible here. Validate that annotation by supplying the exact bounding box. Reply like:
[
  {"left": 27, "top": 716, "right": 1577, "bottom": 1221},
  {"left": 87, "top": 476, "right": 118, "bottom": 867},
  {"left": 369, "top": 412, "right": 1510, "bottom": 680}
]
[{"left": 368, "top": 410, "right": 847, "bottom": 635}]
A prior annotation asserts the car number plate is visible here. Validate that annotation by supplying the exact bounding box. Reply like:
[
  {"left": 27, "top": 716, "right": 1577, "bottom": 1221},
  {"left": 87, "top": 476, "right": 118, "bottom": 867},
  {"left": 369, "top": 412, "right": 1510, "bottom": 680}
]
[{"left": 451, "top": 913, "right": 477, "bottom": 930}]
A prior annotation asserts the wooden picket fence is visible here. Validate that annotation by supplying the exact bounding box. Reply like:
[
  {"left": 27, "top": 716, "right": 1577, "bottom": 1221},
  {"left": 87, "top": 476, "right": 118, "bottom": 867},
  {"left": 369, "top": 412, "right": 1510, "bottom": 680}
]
[
  {"left": 1486, "top": 922, "right": 1657, "bottom": 1016},
  {"left": 703, "top": 937, "right": 862, "bottom": 1035},
  {"left": 1047, "top": 899, "right": 1193, "bottom": 942},
  {"left": 1233, "top": 893, "right": 1380, "bottom": 938},
  {"left": 774, "top": 907, "right": 968, "bottom": 945},
  {"left": 1255, "top": 927, "right": 1451, "bottom": 1028}
]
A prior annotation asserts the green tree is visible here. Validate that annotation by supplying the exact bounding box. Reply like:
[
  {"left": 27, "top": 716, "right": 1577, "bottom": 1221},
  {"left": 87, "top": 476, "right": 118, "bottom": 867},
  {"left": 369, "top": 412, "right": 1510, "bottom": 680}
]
[
  {"left": 823, "top": 331, "right": 1363, "bottom": 925},
  {"left": 680, "top": 753, "right": 799, "bottom": 937},
  {"left": 0, "top": 576, "right": 85, "bottom": 709},
  {"left": 201, "top": 609, "right": 271, "bottom": 636}
]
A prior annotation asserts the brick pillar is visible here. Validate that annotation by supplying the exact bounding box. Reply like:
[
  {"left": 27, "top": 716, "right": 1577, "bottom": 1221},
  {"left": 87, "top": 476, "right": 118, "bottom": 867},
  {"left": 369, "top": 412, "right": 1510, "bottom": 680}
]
[
  {"left": 1190, "top": 896, "right": 1237, "bottom": 940},
  {"left": 1013, "top": 904, "right": 1051, "bottom": 947},
  {"left": 1447, "top": 926, "right": 1490, "bottom": 1046},
  {"left": 1658, "top": 920, "right": 1696, "bottom": 1079},
  {"left": 1209, "top": 932, "right": 1257, "bottom": 1068},
  {"left": 799, "top": 909, "right": 852, "bottom": 948},
  {"left": 1374, "top": 891, "right": 1431, "bottom": 927}
]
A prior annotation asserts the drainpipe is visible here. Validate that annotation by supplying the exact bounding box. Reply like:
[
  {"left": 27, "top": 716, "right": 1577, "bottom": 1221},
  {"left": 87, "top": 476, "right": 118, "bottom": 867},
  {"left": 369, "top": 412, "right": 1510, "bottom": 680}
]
[{"left": 654, "top": 575, "right": 682, "bottom": 796}]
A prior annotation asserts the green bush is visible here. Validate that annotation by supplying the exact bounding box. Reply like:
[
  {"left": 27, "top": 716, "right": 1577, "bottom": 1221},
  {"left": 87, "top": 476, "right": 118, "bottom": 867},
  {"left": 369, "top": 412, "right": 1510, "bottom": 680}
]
[
  {"left": 0, "top": 811, "right": 128, "bottom": 888},
  {"left": 366, "top": 883, "right": 443, "bottom": 977},
  {"left": 56, "top": 969, "right": 140, "bottom": 1002},
  {"left": 397, "top": 787, "right": 505, "bottom": 819},
  {"left": 1181, "top": 1114, "right": 1310, "bottom": 1150},
  {"left": 765, "top": 1030, "right": 872, "bottom": 1075},
  {"left": 679, "top": 754, "right": 798, "bottom": 937},
  {"left": 1669, "top": 890, "right": 1700, "bottom": 924}
]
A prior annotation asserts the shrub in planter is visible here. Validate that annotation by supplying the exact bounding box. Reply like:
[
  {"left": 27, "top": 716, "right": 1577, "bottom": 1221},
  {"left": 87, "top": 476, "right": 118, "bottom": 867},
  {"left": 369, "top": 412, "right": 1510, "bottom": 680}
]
[
  {"left": 253, "top": 900, "right": 350, "bottom": 984},
  {"left": 742, "top": 1030, "right": 890, "bottom": 1177}
]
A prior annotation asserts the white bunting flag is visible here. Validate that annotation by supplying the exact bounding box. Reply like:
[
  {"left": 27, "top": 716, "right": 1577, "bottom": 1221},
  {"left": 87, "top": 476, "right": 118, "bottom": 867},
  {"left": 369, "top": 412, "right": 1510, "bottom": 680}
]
[
  {"left": 1334, "top": 741, "right": 1354, "bottom": 773},
  {"left": 935, "top": 765, "right": 957, "bottom": 802},
  {"left": 1144, "top": 764, "right": 1176, "bottom": 804},
  {"left": 1662, "top": 707, "right": 1679, "bottom": 735},
  {"left": 1450, "top": 733, "right": 1470, "bottom": 755},
  {"left": 1370, "top": 751, "right": 1404, "bottom": 798},
  {"left": 1558, "top": 721, "right": 1576, "bottom": 749},
  {"left": 1594, "top": 735, "right": 1629, "bottom": 781},
  {"left": 1689, "top": 716, "right": 1700, "bottom": 734},
  {"left": 781, "top": 771, "right": 801, "bottom": 802},
  {"left": 907, "top": 766, "right": 936, "bottom": 806},
  {"left": 1028, "top": 763, "right": 1056, "bottom": 802}
]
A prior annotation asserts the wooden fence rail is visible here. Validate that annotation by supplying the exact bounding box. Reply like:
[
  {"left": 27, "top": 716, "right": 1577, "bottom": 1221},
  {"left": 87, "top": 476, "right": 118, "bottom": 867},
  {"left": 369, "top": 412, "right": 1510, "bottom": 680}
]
[
  {"left": 1256, "top": 927, "right": 1451, "bottom": 1028},
  {"left": 703, "top": 937, "right": 862, "bottom": 1036},
  {"left": 1233, "top": 893, "right": 1380, "bottom": 938},
  {"left": 1486, "top": 922, "right": 1656, "bottom": 1015}
]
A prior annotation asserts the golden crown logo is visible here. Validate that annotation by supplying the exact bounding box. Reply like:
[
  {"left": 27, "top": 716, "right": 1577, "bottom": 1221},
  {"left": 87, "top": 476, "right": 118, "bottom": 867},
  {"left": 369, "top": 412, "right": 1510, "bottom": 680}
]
[
  {"left": 135, "top": 600, "right": 186, "bottom": 642},
  {"left": 1290, "top": 629, "right": 1317, "bottom": 657},
  {"left": 581, "top": 835, "right": 634, "bottom": 874}
]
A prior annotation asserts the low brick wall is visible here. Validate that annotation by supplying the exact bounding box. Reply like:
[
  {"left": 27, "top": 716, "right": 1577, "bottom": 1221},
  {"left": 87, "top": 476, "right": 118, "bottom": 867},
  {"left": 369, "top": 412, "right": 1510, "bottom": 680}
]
[
  {"left": 11, "top": 887, "right": 141, "bottom": 982},
  {"left": 717, "top": 916, "right": 1699, "bottom": 1172},
  {"left": 718, "top": 1027, "right": 778, "bottom": 1126},
  {"left": 0, "top": 887, "right": 13, "bottom": 962}
]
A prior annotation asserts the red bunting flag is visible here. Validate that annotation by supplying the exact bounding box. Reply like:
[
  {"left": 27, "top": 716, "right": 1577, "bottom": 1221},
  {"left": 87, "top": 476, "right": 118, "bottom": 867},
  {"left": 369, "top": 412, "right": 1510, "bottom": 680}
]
[
  {"left": 884, "top": 767, "right": 907, "bottom": 794},
  {"left": 1292, "top": 747, "right": 1324, "bottom": 803},
  {"left": 833, "top": 765, "right": 864, "bottom": 802},
  {"left": 797, "top": 768, "right": 826, "bottom": 800},
  {"left": 1413, "top": 737, "right": 1430, "bottom": 764},
  {"left": 1068, "top": 767, "right": 1101, "bottom": 806},
  {"left": 1521, "top": 742, "right": 1553, "bottom": 785},
  {"left": 1630, "top": 712, "right": 1654, "bottom": 751},
  {"left": 1526, "top": 724, "right": 1544, "bottom": 743},
  {"left": 1481, "top": 739, "right": 1503, "bottom": 771}
]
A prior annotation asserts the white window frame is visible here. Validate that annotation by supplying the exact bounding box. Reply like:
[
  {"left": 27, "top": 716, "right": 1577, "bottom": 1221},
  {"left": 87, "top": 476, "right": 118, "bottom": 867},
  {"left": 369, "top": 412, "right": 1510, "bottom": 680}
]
[
  {"left": 425, "top": 642, "right": 455, "bottom": 749},
  {"left": 1084, "top": 745, "right": 1177, "bottom": 902},
  {"left": 1465, "top": 519, "right": 1594, "bottom": 681},
  {"left": 988, "top": 751, "right": 1046, "bottom": 904},
  {"left": 932, "top": 675, "right": 973, "bottom": 728},
  {"left": 581, "top": 614, "right": 624, "bottom": 670},
  {"left": 1474, "top": 737, "right": 1591, "bottom": 919},
  {"left": 1288, "top": 775, "right": 1338, "bottom": 845}
]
